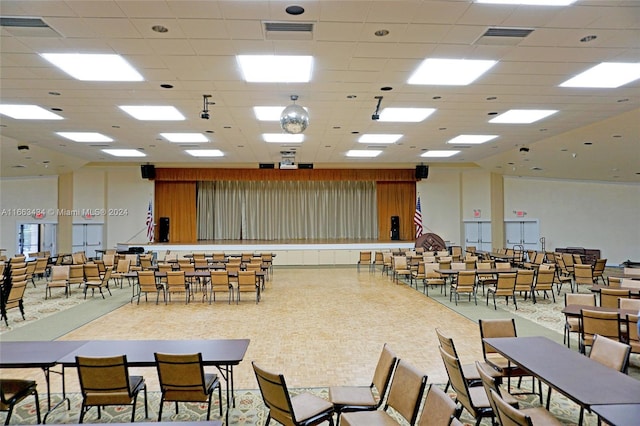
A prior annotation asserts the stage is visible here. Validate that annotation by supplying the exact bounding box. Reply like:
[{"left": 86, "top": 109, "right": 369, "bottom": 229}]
[{"left": 117, "top": 239, "right": 415, "bottom": 266}]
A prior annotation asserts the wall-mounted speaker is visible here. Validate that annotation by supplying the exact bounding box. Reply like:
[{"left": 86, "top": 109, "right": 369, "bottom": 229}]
[
  {"left": 259, "top": 163, "right": 275, "bottom": 169},
  {"left": 159, "top": 217, "right": 170, "bottom": 242},
  {"left": 415, "top": 165, "right": 429, "bottom": 180},
  {"left": 298, "top": 163, "right": 313, "bottom": 169},
  {"left": 141, "top": 164, "right": 156, "bottom": 179}
]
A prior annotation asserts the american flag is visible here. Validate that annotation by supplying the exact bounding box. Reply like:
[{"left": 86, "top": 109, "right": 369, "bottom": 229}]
[
  {"left": 414, "top": 196, "right": 423, "bottom": 238},
  {"left": 146, "top": 201, "right": 154, "bottom": 242}
]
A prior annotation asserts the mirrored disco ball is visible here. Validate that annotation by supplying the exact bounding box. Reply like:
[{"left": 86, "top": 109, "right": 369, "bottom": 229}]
[{"left": 280, "top": 104, "right": 309, "bottom": 134}]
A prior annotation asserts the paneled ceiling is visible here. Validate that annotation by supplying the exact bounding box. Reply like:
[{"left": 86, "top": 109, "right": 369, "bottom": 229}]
[{"left": 1, "top": 0, "right": 638, "bottom": 182}]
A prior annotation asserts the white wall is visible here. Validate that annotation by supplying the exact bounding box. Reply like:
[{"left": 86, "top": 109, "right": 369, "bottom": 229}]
[
  {"left": 504, "top": 176, "right": 640, "bottom": 265},
  {"left": 461, "top": 170, "right": 492, "bottom": 221},
  {"left": 0, "top": 176, "right": 58, "bottom": 255},
  {"left": 418, "top": 168, "right": 462, "bottom": 246}
]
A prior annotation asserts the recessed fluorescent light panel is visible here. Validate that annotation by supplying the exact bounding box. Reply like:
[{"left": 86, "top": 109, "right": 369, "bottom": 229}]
[
  {"left": 160, "top": 133, "right": 208, "bottom": 143},
  {"left": 378, "top": 108, "right": 436, "bottom": 122},
  {"left": 0, "top": 104, "right": 63, "bottom": 120},
  {"left": 262, "top": 133, "right": 305, "bottom": 143},
  {"left": 56, "top": 132, "right": 113, "bottom": 142},
  {"left": 185, "top": 149, "right": 224, "bottom": 157},
  {"left": 346, "top": 150, "right": 382, "bottom": 158},
  {"left": 559, "top": 62, "right": 640, "bottom": 88},
  {"left": 101, "top": 149, "right": 146, "bottom": 157},
  {"left": 489, "top": 109, "right": 558, "bottom": 124},
  {"left": 41, "top": 53, "right": 143, "bottom": 81},
  {"left": 476, "top": 0, "right": 576, "bottom": 5},
  {"left": 447, "top": 135, "right": 498, "bottom": 145},
  {"left": 358, "top": 134, "right": 403, "bottom": 144},
  {"left": 421, "top": 150, "right": 460, "bottom": 158},
  {"left": 253, "top": 106, "right": 285, "bottom": 121},
  {"left": 119, "top": 106, "right": 185, "bottom": 121},
  {"left": 237, "top": 55, "right": 313, "bottom": 83},
  {"left": 408, "top": 58, "right": 497, "bottom": 86}
]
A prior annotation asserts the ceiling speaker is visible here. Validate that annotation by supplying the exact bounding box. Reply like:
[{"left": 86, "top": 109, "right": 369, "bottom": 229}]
[
  {"left": 415, "top": 165, "right": 429, "bottom": 179},
  {"left": 141, "top": 164, "right": 156, "bottom": 179}
]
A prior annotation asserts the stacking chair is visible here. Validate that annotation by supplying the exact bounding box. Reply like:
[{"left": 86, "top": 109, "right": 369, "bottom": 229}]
[
  {"left": 579, "top": 308, "right": 621, "bottom": 354},
  {"left": 260, "top": 253, "right": 274, "bottom": 278},
  {"left": 236, "top": 270, "right": 259, "bottom": 303},
  {"left": 489, "top": 389, "right": 562, "bottom": 426},
  {"left": 1, "top": 275, "right": 28, "bottom": 326},
  {"left": 589, "top": 334, "right": 631, "bottom": 373},
  {"left": 46, "top": 265, "right": 70, "bottom": 299},
  {"left": 165, "top": 271, "right": 189, "bottom": 304},
  {"left": 438, "top": 347, "right": 493, "bottom": 426},
  {"left": 392, "top": 256, "right": 411, "bottom": 284},
  {"left": 83, "top": 263, "right": 101, "bottom": 283},
  {"left": 25, "top": 261, "right": 37, "bottom": 287},
  {"left": 600, "top": 288, "right": 630, "bottom": 308},
  {"left": 76, "top": 355, "right": 148, "bottom": 423},
  {"left": 212, "top": 252, "right": 226, "bottom": 263},
  {"left": 531, "top": 267, "right": 555, "bottom": 303},
  {"left": 415, "top": 385, "right": 457, "bottom": 426},
  {"left": 563, "top": 293, "right": 596, "bottom": 348},
  {"left": 68, "top": 264, "right": 85, "bottom": 288},
  {"left": 486, "top": 273, "right": 517, "bottom": 310},
  {"left": 329, "top": 343, "right": 398, "bottom": 423},
  {"left": 136, "top": 270, "right": 164, "bottom": 304},
  {"left": 553, "top": 255, "right": 573, "bottom": 294},
  {"left": 253, "top": 362, "right": 335, "bottom": 426},
  {"left": 514, "top": 269, "right": 534, "bottom": 302},
  {"left": 83, "top": 267, "right": 112, "bottom": 299},
  {"left": 0, "top": 379, "right": 41, "bottom": 425},
  {"left": 373, "top": 252, "right": 385, "bottom": 272},
  {"left": 410, "top": 261, "right": 427, "bottom": 290},
  {"left": 478, "top": 319, "right": 540, "bottom": 400},
  {"left": 111, "top": 259, "right": 131, "bottom": 288},
  {"left": 381, "top": 252, "right": 392, "bottom": 276},
  {"left": 476, "top": 262, "right": 495, "bottom": 295},
  {"left": 592, "top": 258, "right": 607, "bottom": 284},
  {"left": 208, "top": 270, "right": 233, "bottom": 304},
  {"left": 450, "top": 270, "right": 477, "bottom": 305},
  {"left": 424, "top": 263, "right": 446, "bottom": 296},
  {"left": 155, "top": 352, "right": 221, "bottom": 421},
  {"left": 357, "top": 251, "right": 372, "bottom": 273},
  {"left": 475, "top": 360, "right": 520, "bottom": 425},
  {"left": 573, "top": 264, "right": 595, "bottom": 292},
  {"left": 626, "top": 314, "right": 640, "bottom": 354},
  {"left": 435, "top": 328, "right": 499, "bottom": 393},
  {"left": 619, "top": 297, "right": 640, "bottom": 310},
  {"left": 340, "top": 360, "right": 428, "bottom": 426}
]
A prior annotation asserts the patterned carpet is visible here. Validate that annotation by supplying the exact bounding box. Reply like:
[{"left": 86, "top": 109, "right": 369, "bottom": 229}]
[{"left": 7, "top": 384, "right": 598, "bottom": 425}]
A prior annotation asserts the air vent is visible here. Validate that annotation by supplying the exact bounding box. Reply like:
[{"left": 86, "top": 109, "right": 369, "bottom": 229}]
[
  {"left": 88, "top": 144, "right": 111, "bottom": 148},
  {"left": 264, "top": 21, "right": 313, "bottom": 41},
  {"left": 0, "top": 16, "right": 61, "bottom": 37},
  {"left": 474, "top": 27, "right": 533, "bottom": 46},
  {"left": 367, "top": 146, "right": 387, "bottom": 149}
]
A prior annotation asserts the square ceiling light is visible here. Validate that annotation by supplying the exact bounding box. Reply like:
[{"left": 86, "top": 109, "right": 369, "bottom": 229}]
[
  {"left": 119, "top": 106, "right": 185, "bottom": 121},
  {"left": 408, "top": 58, "right": 497, "bottom": 86},
  {"left": 262, "top": 133, "right": 304, "bottom": 143},
  {"left": 41, "top": 53, "right": 143, "bottom": 81},
  {"left": 254, "top": 106, "right": 285, "bottom": 121},
  {"left": 421, "top": 150, "right": 460, "bottom": 158},
  {"left": 160, "top": 133, "right": 208, "bottom": 143},
  {"left": 56, "top": 132, "right": 113, "bottom": 142},
  {"left": 346, "top": 150, "right": 382, "bottom": 158},
  {"left": 237, "top": 55, "right": 313, "bottom": 83},
  {"left": 358, "top": 134, "right": 403, "bottom": 144},
  {"left": 476, "top": 0, "right": 576, "bottom": 5},
  {"left": 102, "top": 149, "right": 146, "bottom": 157},
  {"left": 378, "top": 108, "right": 436, "bottom": 122},
  {"left": 559, "top": 62, "right": 640, "bottom": 88},
  {"left": 0, "top": 104, "right": 63, "bottom": 120},
  {"left": 489, "top": 109, "right": 558, "bottom": 124},
  {"left": 447, "top": 135, "right": 498, "bottom": 144},
  {"left": 185, "top": 149, "right": 224, "bottom": 157}
]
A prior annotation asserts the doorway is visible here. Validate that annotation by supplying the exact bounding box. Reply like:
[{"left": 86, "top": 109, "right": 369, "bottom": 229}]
[{"left": 17, "top": 223, "right": 57, "bottom": 256}]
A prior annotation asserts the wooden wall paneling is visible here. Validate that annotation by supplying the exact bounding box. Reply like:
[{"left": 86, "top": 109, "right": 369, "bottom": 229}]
[
  {"left": 155, "top": 181, "right": 197, "bottom": 243},
  {"left": 376, "top": 182, "right": 416, "bottom": 242}
]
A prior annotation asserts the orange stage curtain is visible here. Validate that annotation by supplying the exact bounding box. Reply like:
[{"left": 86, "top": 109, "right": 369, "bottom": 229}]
[
  {"left": 377, "top": 182, "right": 416, "bottom": 242},
  {"left": 155, "top": 181, "right": 196, "bottom": 243}
]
